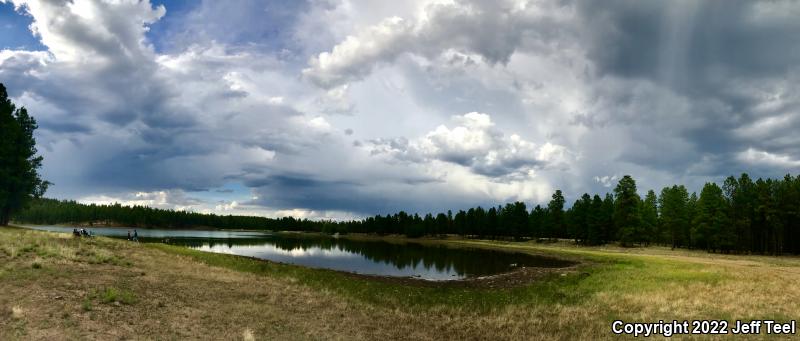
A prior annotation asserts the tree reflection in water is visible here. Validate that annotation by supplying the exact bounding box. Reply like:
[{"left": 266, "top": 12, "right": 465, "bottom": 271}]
[{"left": 147, "top": 235, "right": 573, "bottom": 279}]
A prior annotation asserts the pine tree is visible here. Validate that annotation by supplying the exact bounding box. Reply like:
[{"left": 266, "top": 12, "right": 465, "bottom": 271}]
[
  {"left": 508, "top": 201, "right": 527, "bottom": 240},
  {"left": 0, "top": 83, "right": 49, "bottom": 225},
  {"left": 692, "top": 183, "right": 732, "bottom": 252},
  {"left": 586, "top": 194, "right": 604, "bottom": 245},
  {"left": 529, "top": 205, "right": 546, "bottom": 239},
  {"left": 724, "top": 174, "right": 755, "bottom": 253},
  {"left": 569, "top": 194, "right": 591, "bottom": 244},
  {"left": 686, "top": 192, "right": 698, "bottom": 247},
  {"left": 547, "top": 190, "right": 565, "bottom": 240},
  {"left": 659, "top": 185, "right": 689, "bottom": 249},
  {"left": 613, "top": 175, "right": 641, "bottom": 246},
  {"left": 640, "top": 189, "right": 658, "bottom": 245},
  {"left": 776, "top": 175, "right": 798, "bottom": 255},
  {"left": 487, "top": 207, "right": 498, "bottom": 239},
  {"left": 601, "top": 193, "right": 615, "bottom": 243},
  {"left": 754, "top": 179, "right": 781, "bottom": 254}
]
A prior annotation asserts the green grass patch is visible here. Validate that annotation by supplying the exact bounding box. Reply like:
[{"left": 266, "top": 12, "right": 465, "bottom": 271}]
[
  {"left": 96, "top": 287, "right": 137, "bottom": 305},
  {"left": 82, "top": 298, "right": 93, "bottom": 312}
]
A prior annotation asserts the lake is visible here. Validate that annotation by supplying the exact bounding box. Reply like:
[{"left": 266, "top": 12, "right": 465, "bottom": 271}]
[{"left": 24, "top": 226, "right": 573, "bottom": 280}]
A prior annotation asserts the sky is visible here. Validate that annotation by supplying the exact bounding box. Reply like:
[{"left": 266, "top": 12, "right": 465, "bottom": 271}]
[{"left": 1, "top": 0, "right": 799, "bottom": 220}]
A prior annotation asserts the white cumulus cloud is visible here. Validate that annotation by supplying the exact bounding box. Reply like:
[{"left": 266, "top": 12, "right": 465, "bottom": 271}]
[{"left": 368, "top": 112, "right": 571, "bottom": 177}]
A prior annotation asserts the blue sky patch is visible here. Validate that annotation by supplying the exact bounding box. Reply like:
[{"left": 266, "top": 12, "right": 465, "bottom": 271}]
[{"left": 0, "top": 2, "right": 45, "bottom": 50}]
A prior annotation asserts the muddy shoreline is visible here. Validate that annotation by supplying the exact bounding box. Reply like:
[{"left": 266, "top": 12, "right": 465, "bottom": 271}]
[{"left": 337, "top": 262, "right": 585, "bottom": 289}]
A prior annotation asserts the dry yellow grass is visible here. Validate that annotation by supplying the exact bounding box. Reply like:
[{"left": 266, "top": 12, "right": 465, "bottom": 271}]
[{"left": 1, "top": 227, "right": 798, "bottom": 340}]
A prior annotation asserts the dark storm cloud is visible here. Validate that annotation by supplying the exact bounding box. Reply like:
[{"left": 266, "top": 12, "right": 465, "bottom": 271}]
[
  {"left": 570, "top": 0, "right": 800, "bottom": 183},
  {"left": 81, "top": 146, "right": 209, "bottom": 193},
  {"left": 578, "top": 0, "right": 800, "bottom": 88},
  {"left": 576, "top": 0, "right": 800, "bottom": 121},
  {"left": 39, "top": 121, "right": 91, "bottom": 134},
  {"left": 244, "top": 174, "right": 387, "bottom": 214},
  {"left": 243, "top": 174, "right": 362, "bottom": 190},
  {"left": 245, "top": 173, "right": 486, "bottom": 216}
]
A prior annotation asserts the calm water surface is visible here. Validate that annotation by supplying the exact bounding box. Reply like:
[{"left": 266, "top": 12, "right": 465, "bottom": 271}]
[{"left": 25, "top": 225, "right": 572, "bottom": 280}]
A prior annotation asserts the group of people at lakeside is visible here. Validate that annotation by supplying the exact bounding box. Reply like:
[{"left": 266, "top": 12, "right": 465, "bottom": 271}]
[
  {"left": 71, "top": 228, "right": 139, "bottom": 242},
  {"left": 127, "top": 230, "right": 139, "bottom": 242},
  {"left": 72, "top": 228, "right": 93, "bottom": 238}
]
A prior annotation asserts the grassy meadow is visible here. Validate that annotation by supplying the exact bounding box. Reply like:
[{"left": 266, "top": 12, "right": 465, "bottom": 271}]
[{"left": 1, "top": 226, "right": 798, "bottom": 340}]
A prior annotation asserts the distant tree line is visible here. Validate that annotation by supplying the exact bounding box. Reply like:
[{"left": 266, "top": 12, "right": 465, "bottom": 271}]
[
  {"left": 11, "top": 173, "right": 800, "bottom": 255},
  {"left": 13, "top": 198, "right": 319, "bottom": 231}
]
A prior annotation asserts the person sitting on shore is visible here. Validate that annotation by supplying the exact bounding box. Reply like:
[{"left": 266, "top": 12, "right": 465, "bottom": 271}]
[
  {"left": 73, "top": 228, "right": 80, "bottom": 237},
  {"left": 127, "top": 230, "right": 131, "bottom": 241}
]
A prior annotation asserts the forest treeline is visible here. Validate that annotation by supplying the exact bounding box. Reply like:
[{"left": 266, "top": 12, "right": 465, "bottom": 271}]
[{"left": 12, "top": 173, "right": 800, "bottom": 255}]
